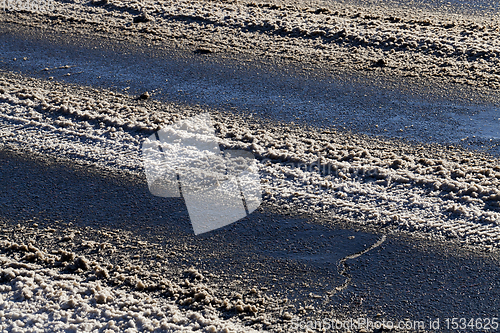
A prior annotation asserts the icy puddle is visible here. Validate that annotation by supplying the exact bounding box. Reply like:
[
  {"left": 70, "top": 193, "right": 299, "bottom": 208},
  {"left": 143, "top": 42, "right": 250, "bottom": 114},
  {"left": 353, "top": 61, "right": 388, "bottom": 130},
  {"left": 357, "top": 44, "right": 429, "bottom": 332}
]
[
  {"left": 1, "top": 71, "right": 500, "bottom": 248},
  {"left": 1, "top": 1, "right": 500, "bottom": 331},
  {"left": 1, "top": 69, "right": 499, "bottom": 332}
]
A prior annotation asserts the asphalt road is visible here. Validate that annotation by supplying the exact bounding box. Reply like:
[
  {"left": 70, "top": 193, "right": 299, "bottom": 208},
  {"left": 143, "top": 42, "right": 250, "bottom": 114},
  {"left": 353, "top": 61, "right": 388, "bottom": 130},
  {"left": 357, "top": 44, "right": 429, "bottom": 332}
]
[{"left": 1, "top": 15, "right": 500, "bottom": 332}]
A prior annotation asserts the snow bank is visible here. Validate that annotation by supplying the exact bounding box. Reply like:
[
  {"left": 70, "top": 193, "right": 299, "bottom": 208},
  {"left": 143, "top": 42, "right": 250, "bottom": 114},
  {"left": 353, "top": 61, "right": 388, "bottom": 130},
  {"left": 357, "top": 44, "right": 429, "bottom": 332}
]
[{"left": 0, "top": 238, "right": 260, "bottom": 333}]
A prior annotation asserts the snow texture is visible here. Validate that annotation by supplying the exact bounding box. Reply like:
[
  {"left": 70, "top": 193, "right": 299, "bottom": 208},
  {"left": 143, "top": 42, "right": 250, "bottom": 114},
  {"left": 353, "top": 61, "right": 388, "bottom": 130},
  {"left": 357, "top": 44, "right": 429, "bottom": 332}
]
[{"left": 1, "top": 73, "right": 499, "bottom": 250}]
